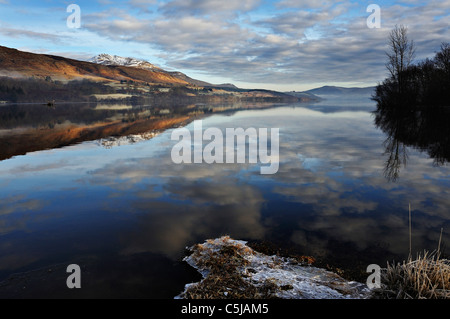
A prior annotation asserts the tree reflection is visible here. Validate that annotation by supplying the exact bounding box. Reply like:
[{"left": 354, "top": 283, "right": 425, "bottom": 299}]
[
  {"left": 374, "top": 103, "right": 450, "bottom": 181},
  {"left": 382, "top": 133, "right": 408, "bottom": 182}
]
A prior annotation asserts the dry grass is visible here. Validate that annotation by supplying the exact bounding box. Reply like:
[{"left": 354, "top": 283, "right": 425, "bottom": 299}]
[
  {"left": 374, "top": 205, "right": 450, "bottom": 299},
  {"left": 375, "top": 251, "right": 450, "bottom": 299}
]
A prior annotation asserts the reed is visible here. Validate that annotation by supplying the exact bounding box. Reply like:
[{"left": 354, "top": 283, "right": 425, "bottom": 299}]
[
  {"left": 373, "top": 204, "right": 449, "bottom": 299},
  {"left": 377, "top": 251, "right": 450, "bottom": 299}
]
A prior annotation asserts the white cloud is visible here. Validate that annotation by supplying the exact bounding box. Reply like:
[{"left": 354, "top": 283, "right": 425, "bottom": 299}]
[
  {"left": 0, "top": 27, "right": 65, "bottom": 44},
  {"left": 160, "top": 0, "right": 262, "bottom": 16},
  {"left": 3, "top": 0, "right": 448, "bottom": 89},
  {"left": 277, "top": 0, "right": 336, "bottom": 10}
]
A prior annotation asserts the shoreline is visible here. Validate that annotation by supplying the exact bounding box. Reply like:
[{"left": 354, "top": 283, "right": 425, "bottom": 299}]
[{"left": 177, "top": 236, "right": 372, "bottom": 299}]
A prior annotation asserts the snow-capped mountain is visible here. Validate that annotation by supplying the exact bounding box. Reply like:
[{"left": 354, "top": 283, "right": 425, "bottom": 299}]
[
  {"left": 89, "top": 53, "right": 237, "bottom": 88},
  {"left": 89, "top": 54, "right": 163, "bottom": 72}
]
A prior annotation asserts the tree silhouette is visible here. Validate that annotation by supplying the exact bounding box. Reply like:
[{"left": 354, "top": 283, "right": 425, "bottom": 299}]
[
  {"left": 385, "top": 25, "right": 416, "bottom": 93},
  {"left": 373, "top": 28, "right": 449, "bottom": 181}
]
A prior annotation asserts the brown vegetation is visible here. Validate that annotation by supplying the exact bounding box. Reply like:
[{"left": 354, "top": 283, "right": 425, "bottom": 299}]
[
  {"left": 374, "top": 251, "right": 450, "bottom": 299},
  {"left": 0, "top": 115, "right": 190, "bottom": 161}
]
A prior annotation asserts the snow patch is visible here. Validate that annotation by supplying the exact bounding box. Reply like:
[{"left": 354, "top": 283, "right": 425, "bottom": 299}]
[
  {"left": 98, "top": 132, "right": 160, "bottom": 148},
  {"left": 177, "top": 236, "right": 371, "bottom": 299},
  {"left": 89, "top": 54, "right": 163, "bottom": 72}
]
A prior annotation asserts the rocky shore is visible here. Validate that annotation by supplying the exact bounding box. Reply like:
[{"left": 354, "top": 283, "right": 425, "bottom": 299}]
[{"left": 177, "top": 236, "right": 372, "bottom": 299}]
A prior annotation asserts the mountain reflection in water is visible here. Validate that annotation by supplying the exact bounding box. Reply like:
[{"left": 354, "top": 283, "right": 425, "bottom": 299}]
[{"left": 0, "top": 101, "right": 280, "bottom": 161}]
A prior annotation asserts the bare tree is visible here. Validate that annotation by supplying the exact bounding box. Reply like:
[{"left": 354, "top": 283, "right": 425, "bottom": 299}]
[
  {"left": 385, "top": 25, "right": 416, "bottom": 88},
  {"left": 435, "top": 42, "right": 450, "bottom": 75}
]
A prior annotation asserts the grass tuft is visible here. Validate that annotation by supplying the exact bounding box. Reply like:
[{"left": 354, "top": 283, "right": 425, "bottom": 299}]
[{"left": 374, "top": 251, "right": 450, "bottom": 299}]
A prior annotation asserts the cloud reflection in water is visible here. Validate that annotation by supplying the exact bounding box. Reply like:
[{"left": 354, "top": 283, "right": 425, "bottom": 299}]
[{"left": 0, "top": 100, "right": 448, "bottom": 288}]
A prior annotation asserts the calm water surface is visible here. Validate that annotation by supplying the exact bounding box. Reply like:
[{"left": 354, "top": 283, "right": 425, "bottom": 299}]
[{"left": 0, "top": 96, "right": 448, "bottom": 298}]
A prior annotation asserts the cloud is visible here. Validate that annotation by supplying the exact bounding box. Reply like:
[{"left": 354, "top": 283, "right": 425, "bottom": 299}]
[
  {"left": 3, "top": 160, "right": 70, "bottom": 175},
  {"left": 256, "top": 10, "right": 334, "bottom": 38},
  {"left": 80, "top": 104, "right": 449, "bottom": 260},
  {"left": 160, "top": 0, "right": 262, "bottom": 16},
  {"left": 127, "top": 0, "right": 157, "bottom": 11},
  {"left": 0, "top": 195, "right": 44, "bottom": 218},
  {"left": 119, "top": 182, "right": 266, "bottom": 257},
  {"left": 0, "top": 28, "right": 65, "bottom": 44},
  {"left": 277, "top": 0, "right": 336, "bottom": 10},
  {"left": 79, "top": 2, "right": 377, "bottom": 86},
  {"left": 1, "top": 1, "right": 448, "bottom": 89}
]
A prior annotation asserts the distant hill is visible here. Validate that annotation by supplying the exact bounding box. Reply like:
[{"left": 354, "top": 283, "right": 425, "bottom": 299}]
[
  {"left": 305, "top": 86, "right": 376, "bottom": 96},
  {"left": 0, "top": 46, "right": 189, "bottom": 85},
  {"left": 0, "top": 46, "right": 313, "bottom": 104},
  {"left": 208, "top": 83, "right": 239, "bottom": 89},
  {"left": 284, "top": 91, "right": 322, "bottom": 101}
]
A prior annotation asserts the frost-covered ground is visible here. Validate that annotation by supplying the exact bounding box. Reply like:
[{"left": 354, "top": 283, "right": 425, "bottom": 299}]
[{"left": 177, "top": 236, "right": 372, "bottom": 299}]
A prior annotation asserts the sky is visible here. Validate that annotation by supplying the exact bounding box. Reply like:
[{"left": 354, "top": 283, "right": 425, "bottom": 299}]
[{"left": 0, "top": 0, "right": 448, "bottom": 91}]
